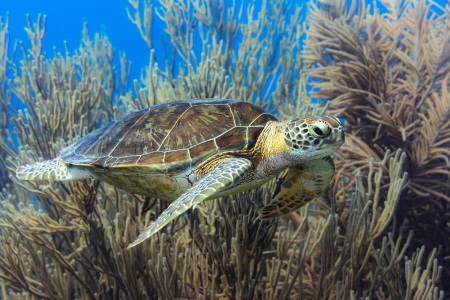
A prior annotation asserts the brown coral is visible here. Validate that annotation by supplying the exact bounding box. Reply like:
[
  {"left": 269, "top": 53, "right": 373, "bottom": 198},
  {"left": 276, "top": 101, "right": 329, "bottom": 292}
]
[
  {"left": 0, "top": 0, "right": 447, "bottom": 299},
  {"left": 304, "top": 0, "right": 450, "bottom": 288}
]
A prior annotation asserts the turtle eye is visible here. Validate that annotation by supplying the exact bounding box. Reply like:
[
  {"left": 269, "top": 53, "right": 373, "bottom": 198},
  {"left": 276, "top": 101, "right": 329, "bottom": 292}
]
[
  {"left": 309, "top": 120, "right": 331, "bottom": 138},
  {"left": 312, "top": 126, "right": 323, "bottom": 136}
]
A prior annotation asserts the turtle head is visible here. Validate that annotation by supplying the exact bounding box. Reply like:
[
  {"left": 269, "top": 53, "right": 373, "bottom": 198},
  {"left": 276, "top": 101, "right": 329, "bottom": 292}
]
[{"left": 284, "top": 115, "right": 345, "bottom": 159}]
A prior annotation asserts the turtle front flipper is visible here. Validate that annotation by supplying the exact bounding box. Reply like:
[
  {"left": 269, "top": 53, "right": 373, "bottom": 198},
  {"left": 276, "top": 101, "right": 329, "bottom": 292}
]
[
  {"left": 260, "top": 155, "right": 335, "bottom": 219},
  {"left": 128, "top": 157, "right": 253, "bottom": 249}
]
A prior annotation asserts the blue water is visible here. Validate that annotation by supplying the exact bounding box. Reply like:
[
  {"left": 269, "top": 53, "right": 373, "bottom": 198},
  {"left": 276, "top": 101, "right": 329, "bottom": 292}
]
[
  {"left": 3, "top": 0, "right": 304, "bottom": 85},
  {"left": 3, "top": 0, "right": 447, "bottom": 94},
  {"left": 4, "top": 0, "right": 163, "bottom": 84}
]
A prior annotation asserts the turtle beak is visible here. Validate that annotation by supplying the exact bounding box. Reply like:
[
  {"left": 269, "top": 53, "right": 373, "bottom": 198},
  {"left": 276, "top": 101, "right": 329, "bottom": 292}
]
[
  {"left": 329, "top": 116, "right": 345, "bottom": 146},
  {"left": 336, "top": 127, "right": 345, "bottom": 145}
]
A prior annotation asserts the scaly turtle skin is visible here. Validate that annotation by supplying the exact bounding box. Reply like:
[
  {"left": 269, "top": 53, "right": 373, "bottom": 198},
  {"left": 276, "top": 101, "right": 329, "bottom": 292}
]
[{"left": 16, "top": 98, "right": 345, "bottom": 248}]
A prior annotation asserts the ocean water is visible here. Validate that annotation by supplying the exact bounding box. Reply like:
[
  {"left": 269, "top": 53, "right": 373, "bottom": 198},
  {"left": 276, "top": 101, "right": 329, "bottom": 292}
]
[
  {"left": 3, "top": 0, "right": 447, "bottom": 95},
  {"left": 4, "top": 0, "right": 301, "bottom": 88}
]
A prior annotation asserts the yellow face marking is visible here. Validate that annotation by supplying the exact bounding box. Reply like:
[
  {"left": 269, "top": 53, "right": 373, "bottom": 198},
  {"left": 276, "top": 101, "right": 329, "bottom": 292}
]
[{"left": 252, "top": 121, "right": 291, "bottom": 162}]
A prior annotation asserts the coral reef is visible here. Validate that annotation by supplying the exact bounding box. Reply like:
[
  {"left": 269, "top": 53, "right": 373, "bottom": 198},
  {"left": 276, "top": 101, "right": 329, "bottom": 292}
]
[
  {"left": 303, "top": 0, "right": 450, "bottom": 289},
  {"left": 0, "top": 0, "right": 447, "bottom": 299}
]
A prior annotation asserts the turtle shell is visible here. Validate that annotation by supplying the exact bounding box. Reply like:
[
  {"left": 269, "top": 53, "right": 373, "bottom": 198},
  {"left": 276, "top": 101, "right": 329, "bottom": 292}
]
[{"left": 61, "top": 99, "right": 277, "bottom": 174}]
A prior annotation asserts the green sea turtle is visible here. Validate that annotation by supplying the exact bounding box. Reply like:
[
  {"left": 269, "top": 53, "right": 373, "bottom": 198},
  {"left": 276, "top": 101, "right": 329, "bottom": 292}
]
[{"left": 16, "top": 99, "right": 344, "bottom": 248}]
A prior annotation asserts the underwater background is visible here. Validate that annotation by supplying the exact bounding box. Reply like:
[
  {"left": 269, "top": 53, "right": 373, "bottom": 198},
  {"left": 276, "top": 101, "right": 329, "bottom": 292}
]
[
  {"left": 5, "top": 0, "right": 286, "bottom": 92},
  {"left": 1, "top": 0, "right": 450, "bottom": 299}
]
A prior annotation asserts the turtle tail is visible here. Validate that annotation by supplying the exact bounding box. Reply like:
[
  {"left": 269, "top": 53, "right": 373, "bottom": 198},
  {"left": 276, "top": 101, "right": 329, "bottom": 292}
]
[{"left": 16, "top": 157, "right": 92, "bottom": 181}]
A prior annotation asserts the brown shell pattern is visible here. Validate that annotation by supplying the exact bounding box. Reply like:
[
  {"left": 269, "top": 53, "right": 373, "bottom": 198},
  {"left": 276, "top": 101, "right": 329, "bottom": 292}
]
[{"left": 61, "top": 99, "right": 277, "bottom": 174}]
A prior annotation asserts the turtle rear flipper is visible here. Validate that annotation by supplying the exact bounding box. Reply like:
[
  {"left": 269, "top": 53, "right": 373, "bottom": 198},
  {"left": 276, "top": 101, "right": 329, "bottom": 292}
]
[
  {"left": 128, "top": 157, "right": 253, "bottom": 249},
  {"left": 260, "top": 155, "right": 335, "bottom": 219},
  {"left": 16, "top": 157, "right": 92, "bottom": 181}
]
